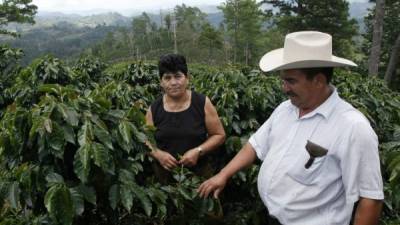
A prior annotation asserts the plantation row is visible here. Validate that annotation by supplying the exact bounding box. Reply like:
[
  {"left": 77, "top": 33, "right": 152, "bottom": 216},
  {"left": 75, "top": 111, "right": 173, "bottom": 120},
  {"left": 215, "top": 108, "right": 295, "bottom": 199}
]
[{"left": 0, "top": 46, "right": 399, "bottom": 224}]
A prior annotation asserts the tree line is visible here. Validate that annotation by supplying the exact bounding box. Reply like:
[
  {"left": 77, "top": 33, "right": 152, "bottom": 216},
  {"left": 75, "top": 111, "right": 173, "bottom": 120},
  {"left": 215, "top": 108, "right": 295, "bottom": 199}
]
[{"left": 1, "top": 0, "right": 399, "bottom": 89}]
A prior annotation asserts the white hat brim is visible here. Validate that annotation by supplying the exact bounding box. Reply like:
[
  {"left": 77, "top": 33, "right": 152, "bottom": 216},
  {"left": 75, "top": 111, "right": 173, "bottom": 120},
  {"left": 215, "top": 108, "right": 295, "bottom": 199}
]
[{"left": 259, "top": 48, "right": 357, "bottom": 72}]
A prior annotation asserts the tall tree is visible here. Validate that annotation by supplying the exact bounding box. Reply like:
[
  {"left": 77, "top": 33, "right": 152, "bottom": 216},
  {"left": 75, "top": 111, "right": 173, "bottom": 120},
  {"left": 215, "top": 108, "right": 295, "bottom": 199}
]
[
  {"left": 198, "top": 22, "right": 223, "bottom": 63},
  {"left": 131, "top": 12, "right": 157, "bottom": 59},
  {"left": 384, "top": 33, "right": 400, "bottom": 84},
  {"left": 368, "top": 0, "right": 385, "bottom": 77},
  {"left": 0, "top": 0, "right": 37, "bottom": 37},
  {"left": 219, "top": 0, "right": 264, "bottom": 65},
  {"left": 363, "top": 0, "right": 400, "bottom": 88},
  {"left": 262, "top": 0, "right": 358, "bottom": 57},
  {"left": 173, "top": 4, "right": 207, "bottom": 60}
]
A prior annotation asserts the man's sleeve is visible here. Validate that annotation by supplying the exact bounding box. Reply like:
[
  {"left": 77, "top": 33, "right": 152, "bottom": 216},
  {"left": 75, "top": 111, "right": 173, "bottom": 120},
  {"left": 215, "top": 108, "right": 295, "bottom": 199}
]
[
  {"left": 340, "top": 120, "right": 384, "bottom": 204},
  {"left": 248, "top": 106, "right": 279, "bottom": 161}
]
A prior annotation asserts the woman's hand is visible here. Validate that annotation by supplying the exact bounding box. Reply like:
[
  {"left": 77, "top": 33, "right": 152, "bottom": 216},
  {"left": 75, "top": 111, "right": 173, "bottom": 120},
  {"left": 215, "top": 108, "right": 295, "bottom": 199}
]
[
  {"left": 152, "top": 150, "right": 179, "bottom": 171},
  {"left": 179, "top": 148, "right": 200, "bottom": 167}
]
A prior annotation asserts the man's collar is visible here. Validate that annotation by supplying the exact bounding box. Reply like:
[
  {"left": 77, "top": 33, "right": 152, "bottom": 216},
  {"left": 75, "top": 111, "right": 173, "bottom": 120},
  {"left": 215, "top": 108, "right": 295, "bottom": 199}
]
[{"left": 292, "top": 85, "right": 339, "bottom": 120}]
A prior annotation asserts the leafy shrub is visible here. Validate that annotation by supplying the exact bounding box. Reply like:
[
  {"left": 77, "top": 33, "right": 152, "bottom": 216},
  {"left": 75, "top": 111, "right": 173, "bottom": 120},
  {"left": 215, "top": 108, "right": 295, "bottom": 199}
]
[{"left": 0, "top": 48, "right": 399, "bottom": 224}]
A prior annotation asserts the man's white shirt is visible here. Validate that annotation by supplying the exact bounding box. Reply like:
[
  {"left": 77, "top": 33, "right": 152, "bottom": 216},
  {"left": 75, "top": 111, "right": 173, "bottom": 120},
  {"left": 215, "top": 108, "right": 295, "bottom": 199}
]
[{"left": 249, "top": 88, "right": 384, "bottom": 225}]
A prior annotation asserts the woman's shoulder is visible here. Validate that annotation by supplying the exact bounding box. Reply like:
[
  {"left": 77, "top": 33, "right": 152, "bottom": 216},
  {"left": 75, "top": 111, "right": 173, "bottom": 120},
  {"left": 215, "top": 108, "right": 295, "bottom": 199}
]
[
  {"left": 192, "top": 91, "right": 206, "bottom": 104},
  {"left": 150, "top": 95, "right": 164, "bottom": 114}
]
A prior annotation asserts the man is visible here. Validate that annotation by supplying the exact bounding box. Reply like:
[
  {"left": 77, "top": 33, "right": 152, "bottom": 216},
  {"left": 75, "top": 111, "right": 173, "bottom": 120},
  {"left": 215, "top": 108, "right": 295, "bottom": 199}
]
[{"left": 198, "top": 31, "right": 384, "bottom": 225}]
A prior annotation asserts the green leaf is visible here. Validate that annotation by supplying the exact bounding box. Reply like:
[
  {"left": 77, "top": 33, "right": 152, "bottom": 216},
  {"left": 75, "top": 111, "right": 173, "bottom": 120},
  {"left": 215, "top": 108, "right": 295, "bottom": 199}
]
[
  {"left": 38, "top": 84, "right": 61, "bottom": 95},
  {"left": 94, "top": 96, "right": 112, "bottom": 109},
  {"left": 62, "top": 125, "right": 76, "bottom": 144},
  {"left": 119, "top": 121, "right": 132, "bottom": 145},
  {"left": 7, "top": 182, "right": 20, "bottom": 209},
  {"left": 47, "top": 123, "right": 65, "bottom": 158},
  {"left": 78, "top": 184, "right": 97, "bottom": 205},
  {"left": 69, "top": 187, "right": 84, "bottom": 216},
  {"left": 388, "top": 153, "right": 400, "bottom": 171},
  {"left": 44, "top": 118, "right": 52, "bottom": 133},
  {"left": 109, "top": 184, "right": 119, "bottom": 210},
  {"left": 73, "top": 144, "right": 92, "bottom": 183},
  {"left": 120, "top": 184, "right": 133, "bottom": 211},
  {"left": 178, "top": 187, "right": 192, "bottom": 200},
  {"left": 118, "top": 169, "right": 135, "bottom": 184},
  {"left": 232, "top": 121, "right": 241, "bottom": 134},
  {"left": 131, "top": 183, "right": 152, "bottom": 216},
  {"left": 45, "top": 173, "right": 64, "bottom": 186},
  {"left": 131, "top": 124, "right": 147, "bottom": 143},
  {"left": 57, "top": 103, "right": 79, "bottom": 127},
  {"left": 78, "top": 120, "right": 93, "bottom": 146},
  {"left": 92, "top": 142, "right": 115, "bottom": 175},
  {"left": 147, "top": 187, "right": 167, "bottom": 218},
  {"left": 93, "top": 124, "right": 113, "bottom": 150},
  {"left": 44, "top": 184, "right": 74, "bottom": 225},
  {"left": 29, "top": 115, "right": 45, "bottom": 139}
]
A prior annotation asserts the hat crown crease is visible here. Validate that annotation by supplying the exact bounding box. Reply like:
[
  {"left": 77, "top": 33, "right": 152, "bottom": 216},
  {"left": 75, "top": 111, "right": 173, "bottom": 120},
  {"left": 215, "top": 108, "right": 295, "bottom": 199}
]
[{"left": 283, "top": 32, "right": 332, "bottom": 63}]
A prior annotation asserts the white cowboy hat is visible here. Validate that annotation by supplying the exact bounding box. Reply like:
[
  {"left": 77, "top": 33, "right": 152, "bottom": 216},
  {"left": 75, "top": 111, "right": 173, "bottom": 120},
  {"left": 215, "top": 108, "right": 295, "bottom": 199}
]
[{"left": 259, "top": 31, "right": 357, "bottom": 72}]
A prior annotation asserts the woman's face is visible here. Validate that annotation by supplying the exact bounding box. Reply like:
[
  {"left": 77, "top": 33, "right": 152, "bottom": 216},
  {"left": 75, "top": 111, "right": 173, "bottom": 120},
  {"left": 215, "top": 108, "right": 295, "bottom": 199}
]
[{"left": 160, "top": 71, "right": 189, "bottom": 98}]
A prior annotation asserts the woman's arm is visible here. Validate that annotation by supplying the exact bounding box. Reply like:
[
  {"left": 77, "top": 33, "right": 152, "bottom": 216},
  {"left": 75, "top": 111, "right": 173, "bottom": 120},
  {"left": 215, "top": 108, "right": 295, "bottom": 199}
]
[
  {"left": 145, "top": 107, "right": 178, "bottom": 170},
  {"left": 200, "top": 96, "right": 226, "bottom": 153}
]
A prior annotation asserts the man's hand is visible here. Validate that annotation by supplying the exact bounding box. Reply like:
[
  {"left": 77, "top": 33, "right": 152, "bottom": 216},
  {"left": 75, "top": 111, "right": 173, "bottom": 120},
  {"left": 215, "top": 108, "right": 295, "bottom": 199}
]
[
  {"left": 197, "top": 173, "right": 228, "bottom": 199},
  {"left": 179, "top": 148, "right": 200, "bottom": 167},
  {"left": 153, "top": 150, "right": 178, "bottom": 171},
  {"left": 198, "top": 142, "right": 257, "bottom": 199}
]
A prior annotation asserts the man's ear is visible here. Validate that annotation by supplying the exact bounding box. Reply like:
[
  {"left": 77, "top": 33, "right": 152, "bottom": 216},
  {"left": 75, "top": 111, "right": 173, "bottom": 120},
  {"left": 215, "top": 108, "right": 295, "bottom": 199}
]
[{"left": 315, "top": 73, "right": 328, "bottom": 87}]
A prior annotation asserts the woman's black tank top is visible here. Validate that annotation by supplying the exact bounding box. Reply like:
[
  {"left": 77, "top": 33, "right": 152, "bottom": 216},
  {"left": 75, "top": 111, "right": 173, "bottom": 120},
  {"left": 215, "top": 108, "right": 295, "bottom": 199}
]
[{"left": 151, "top": 91, "right": 207, "bottom": 158}]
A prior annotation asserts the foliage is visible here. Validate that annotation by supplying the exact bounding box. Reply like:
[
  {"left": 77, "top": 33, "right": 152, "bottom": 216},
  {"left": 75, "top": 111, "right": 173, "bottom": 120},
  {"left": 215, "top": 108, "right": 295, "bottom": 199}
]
[
  {"left": 0, "top": 0, "right": 37, "bottom": 37},
  {"left": 0, "top": 51, "right": 219, "bottom": 225},
  {"left": 0, "top": 48, "right": 399, "bottom": 224},
  {"left": 198, "top": 23, "right": 223, "bottom": 63},
  {"left": 262, "top": 0, "right": 359, "bottom": 57},
  {"left": 173, "top": 4, "right": 210, "bottom": 61},
  {"left": 0, "top": 45, "right": 23, "bottom": 113},
  {"left": 219, "top": 0, "right": 264, "bottom": 65},
  {"left": 363, "top": 0, "right": 400, "bottom": 90}
]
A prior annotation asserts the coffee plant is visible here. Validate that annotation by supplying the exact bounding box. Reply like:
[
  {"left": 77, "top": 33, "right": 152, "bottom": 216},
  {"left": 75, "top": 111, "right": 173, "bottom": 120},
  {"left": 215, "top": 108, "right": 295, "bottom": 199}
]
[{"left": 0, "top": 45, "right": 399, "bottom": 224}]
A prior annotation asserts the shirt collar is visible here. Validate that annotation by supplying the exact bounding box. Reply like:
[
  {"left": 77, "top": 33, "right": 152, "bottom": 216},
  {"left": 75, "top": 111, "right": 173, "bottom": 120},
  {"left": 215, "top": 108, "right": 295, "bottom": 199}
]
[{"left": 291, "top": 85, "right": 339, "bottom": 120}]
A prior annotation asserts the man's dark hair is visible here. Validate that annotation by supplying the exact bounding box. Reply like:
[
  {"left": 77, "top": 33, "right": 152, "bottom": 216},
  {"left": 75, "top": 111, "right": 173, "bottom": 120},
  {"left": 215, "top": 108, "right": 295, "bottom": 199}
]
[
  {"left": 300, "top": 67, "right": 333, "bottom": 84},
  {"left": 158, "top": 53, "right": 188, "bottom": 78}
]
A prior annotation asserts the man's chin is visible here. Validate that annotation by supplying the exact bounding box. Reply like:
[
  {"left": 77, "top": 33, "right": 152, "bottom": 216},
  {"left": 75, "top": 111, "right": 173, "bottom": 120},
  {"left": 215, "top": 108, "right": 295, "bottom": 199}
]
[{"left": 289, "top": 99, "right": 299, "bottom": 107}]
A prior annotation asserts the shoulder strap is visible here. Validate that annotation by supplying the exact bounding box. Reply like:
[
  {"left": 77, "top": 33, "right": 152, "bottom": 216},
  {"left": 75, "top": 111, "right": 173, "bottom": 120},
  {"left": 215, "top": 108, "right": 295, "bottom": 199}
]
[
  {"left": 150, "top": 95, "right": 163, "bottom": 125},
  {"left": 191, "top": 91, "right": 206, "bottom": 118}
]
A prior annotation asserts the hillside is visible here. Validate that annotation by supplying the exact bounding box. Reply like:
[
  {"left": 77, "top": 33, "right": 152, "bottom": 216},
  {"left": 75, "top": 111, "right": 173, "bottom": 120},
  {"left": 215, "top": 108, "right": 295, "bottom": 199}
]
[{"left": 0, "top": 1, "right": 372, "bottom": 65}]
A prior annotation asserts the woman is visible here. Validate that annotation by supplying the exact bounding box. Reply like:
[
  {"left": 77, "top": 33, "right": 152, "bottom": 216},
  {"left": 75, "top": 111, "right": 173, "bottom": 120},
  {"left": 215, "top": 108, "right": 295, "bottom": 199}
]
[{"left": 146, "top": 53, "right": 225, "bottom": 182}]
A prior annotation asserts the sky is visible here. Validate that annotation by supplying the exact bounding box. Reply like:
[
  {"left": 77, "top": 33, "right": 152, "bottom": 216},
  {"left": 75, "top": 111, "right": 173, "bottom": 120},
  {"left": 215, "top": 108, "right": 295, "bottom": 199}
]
[
  {"left": 31, "top": 0, "right": 369, "bottom": 15},
  {"left": 32, "top": 0, "right": 227, "bottom": 14}
]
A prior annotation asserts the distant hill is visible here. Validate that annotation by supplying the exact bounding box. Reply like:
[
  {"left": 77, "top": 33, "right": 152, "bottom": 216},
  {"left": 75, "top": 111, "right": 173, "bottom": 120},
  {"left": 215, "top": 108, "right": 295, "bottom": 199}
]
[
  {"left": 5, "top": 12, "right": 131, "bottom": 32},
  {"left": 4, "top": 1, "right": 371, "bottom": 32},
  {"left": 0, "top": 12, "right": 130, "bottom": 65},
  {"left": 0, "top": 1, "right": 373, "bottom": 65},
  {"left": 206, "top": 12, "right": 224, "bottom": 27},
  {"left": 1, "top": 24, "right": 119, "bottom": 65}
]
